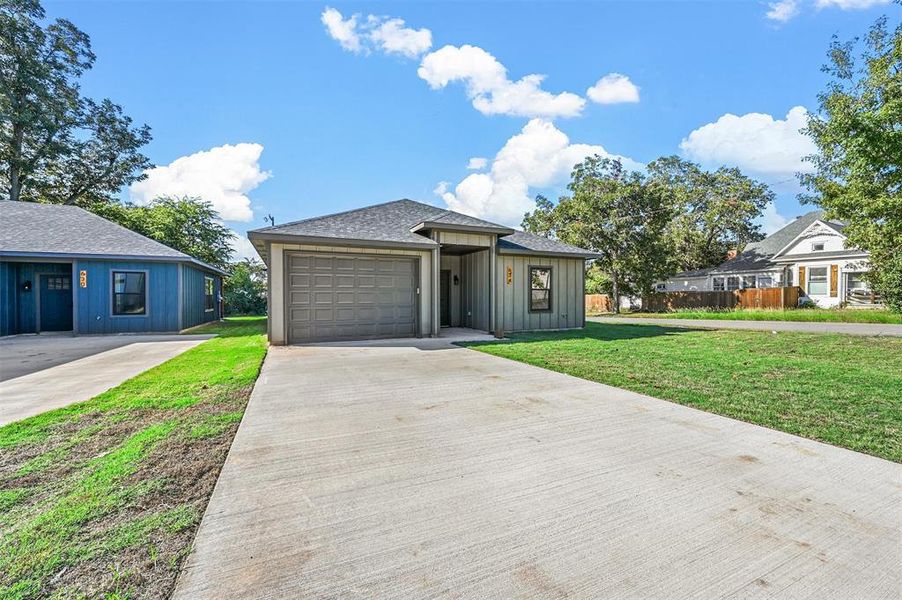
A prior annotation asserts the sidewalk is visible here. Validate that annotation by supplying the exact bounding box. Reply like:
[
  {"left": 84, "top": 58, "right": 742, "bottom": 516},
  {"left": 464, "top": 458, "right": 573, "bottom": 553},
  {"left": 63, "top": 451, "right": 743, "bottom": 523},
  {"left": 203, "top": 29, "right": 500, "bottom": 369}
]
[{"left": 588, "top": 316, "right": 902, "bottom": 337}]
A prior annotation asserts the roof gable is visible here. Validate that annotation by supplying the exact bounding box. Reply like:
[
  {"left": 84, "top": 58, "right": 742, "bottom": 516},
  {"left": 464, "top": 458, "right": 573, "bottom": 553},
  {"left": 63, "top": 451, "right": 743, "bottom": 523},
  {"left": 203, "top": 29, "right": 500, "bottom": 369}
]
[{"left": 773, "top": 219, "right": 848, "bottom": 258}]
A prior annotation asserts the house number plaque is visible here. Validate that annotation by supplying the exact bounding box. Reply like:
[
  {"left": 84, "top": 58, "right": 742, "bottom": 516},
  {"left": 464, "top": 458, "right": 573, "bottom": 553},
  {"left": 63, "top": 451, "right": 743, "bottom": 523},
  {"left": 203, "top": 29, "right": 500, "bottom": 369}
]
[
  {"left": 506, "top": 266, "right": 512, "bottom": 285},
  {"left": 79, "top": 270, "right": 87, "bottom": 288}
]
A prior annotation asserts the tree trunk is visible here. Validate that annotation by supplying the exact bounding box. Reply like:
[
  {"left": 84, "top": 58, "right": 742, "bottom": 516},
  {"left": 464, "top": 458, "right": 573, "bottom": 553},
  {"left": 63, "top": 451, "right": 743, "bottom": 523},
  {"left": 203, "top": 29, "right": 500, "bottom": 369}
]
[
  {"left": 612, "top": 275, "right": 621, "bottom": 315},
  {"left": 9, "top": 124, "right": 24, "bottom": 202}
]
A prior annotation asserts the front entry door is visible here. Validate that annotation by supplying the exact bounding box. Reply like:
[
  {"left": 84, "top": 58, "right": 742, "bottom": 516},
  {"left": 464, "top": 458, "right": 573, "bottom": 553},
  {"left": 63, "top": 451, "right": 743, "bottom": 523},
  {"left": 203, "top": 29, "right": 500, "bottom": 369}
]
[
  {"left": 440, "top": 270, "right": 451, "bottom": 327},
  {"left": 39, "top": 274, "right": 73, "bottom": 332}
]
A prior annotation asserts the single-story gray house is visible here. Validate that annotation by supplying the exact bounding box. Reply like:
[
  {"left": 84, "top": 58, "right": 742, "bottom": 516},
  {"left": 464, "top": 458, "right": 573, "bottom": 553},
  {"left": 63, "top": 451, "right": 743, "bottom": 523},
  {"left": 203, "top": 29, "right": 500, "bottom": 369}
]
[
  {"left": 248, "top": 199, "right": 598, "bottom": 344},
  {"left": 0, "top": 201, "right": 225, "bottom": 336}
]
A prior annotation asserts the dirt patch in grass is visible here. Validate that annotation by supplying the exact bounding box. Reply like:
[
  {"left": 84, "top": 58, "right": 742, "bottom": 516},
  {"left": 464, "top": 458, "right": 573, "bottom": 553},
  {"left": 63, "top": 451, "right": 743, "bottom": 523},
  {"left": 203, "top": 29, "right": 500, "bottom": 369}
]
[{"left": 0, "top": 318, "right": 267, "bottom": 599}]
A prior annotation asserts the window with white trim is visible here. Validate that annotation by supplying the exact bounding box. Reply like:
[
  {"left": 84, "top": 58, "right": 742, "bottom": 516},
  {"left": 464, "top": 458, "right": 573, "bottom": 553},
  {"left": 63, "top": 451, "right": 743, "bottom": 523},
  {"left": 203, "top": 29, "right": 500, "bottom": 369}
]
[
  {"left": 726, "top": 276, "right": 740, "bottom": 291},
  {"left": 742, "top": 275, "right": 757, "bottom": 289},
  {"left": 811, "top": 242, "right": 825, "bottom": 252},
  {"left": 808, "top": 267, "right": 828, "bottom": 295},
  {"left": 758, "top": 275, "right": 774, "bottom": 288},
  {"left": 712, "top": 277, "right": 725, "bottom": 291}
]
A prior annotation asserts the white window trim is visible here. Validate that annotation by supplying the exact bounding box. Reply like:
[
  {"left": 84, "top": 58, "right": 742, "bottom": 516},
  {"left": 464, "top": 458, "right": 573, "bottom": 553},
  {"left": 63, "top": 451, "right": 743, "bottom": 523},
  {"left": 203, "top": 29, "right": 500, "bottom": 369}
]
[{"left": 204, "top": 275, "right": 215, "bottom": 313}]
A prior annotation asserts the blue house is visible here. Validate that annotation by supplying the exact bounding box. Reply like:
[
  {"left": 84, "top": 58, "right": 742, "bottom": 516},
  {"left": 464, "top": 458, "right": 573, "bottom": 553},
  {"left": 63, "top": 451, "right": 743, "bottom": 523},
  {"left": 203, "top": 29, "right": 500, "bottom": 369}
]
[{"left": 0, "top": 201, "right": 225, "bottom": 337}]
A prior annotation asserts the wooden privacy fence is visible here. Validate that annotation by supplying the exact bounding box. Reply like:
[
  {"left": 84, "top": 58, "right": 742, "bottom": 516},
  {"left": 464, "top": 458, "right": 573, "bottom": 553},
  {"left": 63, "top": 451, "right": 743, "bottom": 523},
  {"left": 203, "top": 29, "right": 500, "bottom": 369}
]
[
  {"left": 643, "top": 286, "right": 801, "bottom": 312},
  {"left": 585, "top": 294, "right": 614, "bottom": 314}
]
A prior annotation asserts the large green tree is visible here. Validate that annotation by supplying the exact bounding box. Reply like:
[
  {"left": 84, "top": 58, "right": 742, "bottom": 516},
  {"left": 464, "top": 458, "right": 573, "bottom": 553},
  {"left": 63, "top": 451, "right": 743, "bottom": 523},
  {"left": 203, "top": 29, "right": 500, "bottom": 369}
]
[
  {"left": 224, "top": 259, "right": 267, "bottom": 316},
  {"left": 800, "top": 14, "right": 902, "bottom": 311},
  {"left": 646, "top": 156, "right": 774, "bottom": 273},
  {"left": 523, "top": 157, "right": 675, "bottom": 312},
  {"left": 91, "top": 197, "right": 235, "bottom": 270},
  {"left": 0, "top": 0, "right": 151, "bottom": 203}
]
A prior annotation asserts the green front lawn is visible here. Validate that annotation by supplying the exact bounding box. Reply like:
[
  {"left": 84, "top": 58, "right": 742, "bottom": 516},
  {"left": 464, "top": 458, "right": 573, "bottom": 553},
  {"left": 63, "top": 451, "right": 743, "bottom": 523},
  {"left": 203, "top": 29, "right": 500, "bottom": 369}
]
[
  {"left": 597, "top": 307, "right": 902, "bottom": 324},
  {"left": 0, "top": 318, "right": 267, "bottom": 599},
  {"left": 466, "top": 322, "right": 902, "bottom": 462}
]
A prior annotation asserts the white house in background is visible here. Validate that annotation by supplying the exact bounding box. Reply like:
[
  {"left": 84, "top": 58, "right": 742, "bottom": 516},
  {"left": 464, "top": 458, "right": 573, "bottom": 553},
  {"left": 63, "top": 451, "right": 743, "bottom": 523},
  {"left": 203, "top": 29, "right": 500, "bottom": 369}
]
[{"left": 658, "top": 210, "right": 878, "bottom": 308}]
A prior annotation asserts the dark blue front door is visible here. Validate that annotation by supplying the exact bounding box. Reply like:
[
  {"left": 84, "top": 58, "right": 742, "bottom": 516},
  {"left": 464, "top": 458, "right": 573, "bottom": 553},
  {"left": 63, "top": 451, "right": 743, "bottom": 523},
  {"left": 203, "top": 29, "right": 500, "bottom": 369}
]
[{"left": 40, "top": 274, "right": 73, "bottom": 332}]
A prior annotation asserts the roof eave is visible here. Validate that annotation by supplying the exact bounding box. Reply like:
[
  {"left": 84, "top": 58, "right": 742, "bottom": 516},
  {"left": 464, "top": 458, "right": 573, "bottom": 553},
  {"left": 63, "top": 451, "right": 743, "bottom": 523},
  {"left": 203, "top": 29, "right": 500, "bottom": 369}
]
[
  {"left": 772, "top": 251, "right": 868, "bottom": 262},
  {"left": 497, "top": 247, "right": 599, "bottom": 259},
  {"left": 0, "top": 251, "right": 227, "bottom": 275},
  {"left": 247, "top": 231, "right": 438, "bottom": 251},
  {"left": 410, "top": 221, "right": 516, "bottom": 236}
]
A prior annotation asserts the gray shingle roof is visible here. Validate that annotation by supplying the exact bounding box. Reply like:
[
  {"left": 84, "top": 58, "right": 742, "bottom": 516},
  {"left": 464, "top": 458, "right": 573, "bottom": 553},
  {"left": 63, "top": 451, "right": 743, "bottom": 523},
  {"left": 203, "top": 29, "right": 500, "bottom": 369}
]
[
  {"left": 709, "top": 210, "right": 827, "bottom": 274},
  {"left": 248, "top": 199, "right": 597, "bottom": 257},
  {"left": 497, "top": 231, "right": 601, "bottom": 257},
  {"left": 250, "top": 199, "right": 442, "bottom": 246},
  {"left": 0, "top": 201, "right": 224, "bottom": 273}
]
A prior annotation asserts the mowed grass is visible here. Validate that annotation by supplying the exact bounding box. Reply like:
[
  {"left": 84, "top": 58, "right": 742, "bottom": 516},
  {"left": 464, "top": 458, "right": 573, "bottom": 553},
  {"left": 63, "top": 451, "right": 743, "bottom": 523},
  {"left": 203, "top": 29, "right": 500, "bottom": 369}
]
[
  {"left": 465, "top": 322, "right": 902, "bottom": 462},
  {"left": 597, "top": 307, "right": 902, "bottom": 324},
  {"left": 0, "top": 317, "right": 267, "bottom": 599}
]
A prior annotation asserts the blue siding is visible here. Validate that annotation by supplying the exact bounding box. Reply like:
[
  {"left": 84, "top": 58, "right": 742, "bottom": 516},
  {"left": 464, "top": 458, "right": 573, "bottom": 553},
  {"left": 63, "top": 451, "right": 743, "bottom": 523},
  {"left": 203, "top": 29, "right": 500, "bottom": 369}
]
[
  {"left": 181, "top": 265, "right": 221, "bottom": 329},
  {"left": 0, "top": 262, "right": 72, "bottom": 335},
  {"left": 74, "top": 260, "right": 180, "bottom": 334},
  {"left": 0, "top": 262, "right": 18, "bottom": 336}
]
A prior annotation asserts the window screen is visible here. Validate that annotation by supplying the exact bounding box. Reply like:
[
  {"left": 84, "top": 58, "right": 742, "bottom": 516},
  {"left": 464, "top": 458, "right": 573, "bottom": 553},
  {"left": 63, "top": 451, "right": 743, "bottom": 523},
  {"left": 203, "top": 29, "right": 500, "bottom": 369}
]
[{"left": 808, "top": 267, "right": 828, "bottom": 295}]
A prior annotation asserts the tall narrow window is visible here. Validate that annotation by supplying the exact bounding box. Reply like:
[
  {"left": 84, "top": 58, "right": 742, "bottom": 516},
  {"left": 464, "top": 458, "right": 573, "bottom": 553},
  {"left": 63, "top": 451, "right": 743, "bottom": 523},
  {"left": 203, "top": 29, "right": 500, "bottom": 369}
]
[
  {"left": 808, "top": 267, "right": 828, "bottom": 295},
  {"left": 529, "top": 267, "right": 552, "bottom": 312},
  {"left": 112, "top": 271, "right": 146, "bottom": 315},
  {"left": 726, "top": 276, "right": 740, "bottom": 291},
  {"left": 204, "top": 276, "right": 215, "bottom": 312}
]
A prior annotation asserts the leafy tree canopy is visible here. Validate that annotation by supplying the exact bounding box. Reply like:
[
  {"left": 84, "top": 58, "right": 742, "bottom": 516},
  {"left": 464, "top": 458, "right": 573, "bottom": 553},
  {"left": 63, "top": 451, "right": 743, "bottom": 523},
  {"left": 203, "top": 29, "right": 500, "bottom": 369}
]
[
  {"left": 646, "top": 156, "right": 773, "bottom": 273},
  {"left": 224, "top": 259, "right": 267, "bottom": 316},
  {"left": 91, "top": 197, "right": 235, "bottom": 270},
  {"left": 523, "top": 156, "right": 675, "bottom": 312},
  {"left": 800, "top": 14, "right": 902, "bottom": 311},
  {"left": 1, "top": 0, "right": 151, "bottom": 203}
]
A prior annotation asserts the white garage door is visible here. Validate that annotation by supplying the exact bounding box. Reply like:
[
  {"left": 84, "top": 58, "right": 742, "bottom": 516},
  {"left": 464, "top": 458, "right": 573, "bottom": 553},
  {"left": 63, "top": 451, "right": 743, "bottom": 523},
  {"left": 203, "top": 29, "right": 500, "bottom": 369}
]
[{"left": 285, "top": 252, "right": 417, "bottom": 343}]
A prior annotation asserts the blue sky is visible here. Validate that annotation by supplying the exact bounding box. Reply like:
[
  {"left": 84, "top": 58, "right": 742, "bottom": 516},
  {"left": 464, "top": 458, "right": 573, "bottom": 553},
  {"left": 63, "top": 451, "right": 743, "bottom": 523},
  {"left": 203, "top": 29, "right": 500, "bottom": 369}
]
[{"left": 48, "top": 0, "right": 897, "bottom": 258}]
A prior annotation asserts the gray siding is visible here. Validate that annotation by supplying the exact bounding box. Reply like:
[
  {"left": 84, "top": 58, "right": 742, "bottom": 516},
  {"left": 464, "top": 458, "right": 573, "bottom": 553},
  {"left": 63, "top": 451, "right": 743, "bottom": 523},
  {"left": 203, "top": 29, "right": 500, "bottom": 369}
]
[
  {"left": 460, "top": 250, "right": 491, "bottom": 331},
  {"left": 439, "top": 255, "right": 462, "bottom": 327},
  {"left": 182, "top": 265, "right": 221, "bottom": 329},
  {"left": 496, "top": 255, "right": 585, "bottom": 332}
]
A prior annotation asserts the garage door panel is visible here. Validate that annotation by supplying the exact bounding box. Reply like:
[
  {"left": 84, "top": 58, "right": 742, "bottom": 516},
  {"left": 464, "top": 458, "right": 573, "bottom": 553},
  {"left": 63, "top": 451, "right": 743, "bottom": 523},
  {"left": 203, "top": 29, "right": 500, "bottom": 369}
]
[{"left": 286, "top": 253, "right": 417, "bottom": 343}]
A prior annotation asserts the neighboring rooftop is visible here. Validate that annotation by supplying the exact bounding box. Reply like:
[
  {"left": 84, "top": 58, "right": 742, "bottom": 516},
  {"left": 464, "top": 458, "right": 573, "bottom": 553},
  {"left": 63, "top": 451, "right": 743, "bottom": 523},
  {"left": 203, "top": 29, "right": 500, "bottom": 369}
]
[
  {"left": 248, "top": 199, "right": 598, "bottom": 257},
  {"left": 0, "top": 201, "right": 224, "bottom": 273}
]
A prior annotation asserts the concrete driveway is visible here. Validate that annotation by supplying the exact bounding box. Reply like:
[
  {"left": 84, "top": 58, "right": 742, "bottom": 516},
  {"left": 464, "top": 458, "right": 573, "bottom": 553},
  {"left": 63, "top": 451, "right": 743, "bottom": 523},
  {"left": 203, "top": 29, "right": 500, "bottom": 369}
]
[
  {"left": 589, "top": 316, "right": 902, "bottom": 337},
  {"left": 0, "top": 334, "right": 212, "bottom": 426},
  {"left": 175, "top": 339, "right": 901, "bottom": 599}
]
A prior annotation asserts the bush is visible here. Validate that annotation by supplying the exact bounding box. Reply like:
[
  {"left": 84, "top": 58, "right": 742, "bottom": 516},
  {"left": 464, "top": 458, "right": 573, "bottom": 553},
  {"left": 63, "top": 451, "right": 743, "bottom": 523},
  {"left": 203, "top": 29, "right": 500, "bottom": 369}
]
[{"left": 223, "top": 259, "right": 266, "bottom": 316}]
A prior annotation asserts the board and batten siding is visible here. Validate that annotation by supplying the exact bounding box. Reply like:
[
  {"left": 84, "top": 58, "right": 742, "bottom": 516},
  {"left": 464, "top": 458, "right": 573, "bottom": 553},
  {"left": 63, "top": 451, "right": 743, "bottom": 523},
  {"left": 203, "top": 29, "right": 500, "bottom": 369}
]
[
  {"left": 267, "top": 242, "right": 433, "bottom": 345},
  {"left": 74, "top": 260, "right": 180, "bottom": 334},
  {"left": 181, "top": 265, "right": 220, "bottom": 329},
  {"left": 495, "top": 255, "right": 585, "bottom": 333},
  {"left": 0, "top": 262, "right": 72, "bottom": 335},
  {"left": 460, "top": 249, "right": 491, "bottom": 331}
]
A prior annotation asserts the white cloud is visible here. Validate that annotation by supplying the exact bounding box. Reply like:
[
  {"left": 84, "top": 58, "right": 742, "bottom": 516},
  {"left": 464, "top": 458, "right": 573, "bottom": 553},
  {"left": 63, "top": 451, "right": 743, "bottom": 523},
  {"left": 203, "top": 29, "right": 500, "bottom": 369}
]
[
  {"left": 321, "top": 7, "right": 361, "bottom": 53},
  {"left": 418, "top": 45, "right": 585, "bottom": 118},
  {"left": 679, "top": 106, "right": 816, "bottom": 177},
  {"left": 321, "top": 7, "right": 432, "bottom": 58},
  {"left": 229, "top": 233, "right": 260, "bottom": 261},
  {"left": 437, "top": 119, "right": 640, "bottom": 225},
  {"left": 467, "top": 157, "right": 487, "bottom": 170},
  {"left": 129, "top": 143, "right": 270, "bottom": 222},
  {"left": 760, "top": 204, "right": 792, "bottom": 235},
  {"left": 369, "top": 17, "right": 432, "bottom": 58},
  {"left": 766, "top": 0, "right": 800, "bottom": 22},
  {"left": 586, "top": 73, "right": 640, "bottom": 104},
  {"left": 815, "top": 0, "right": 889, "bottom": 9}
]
